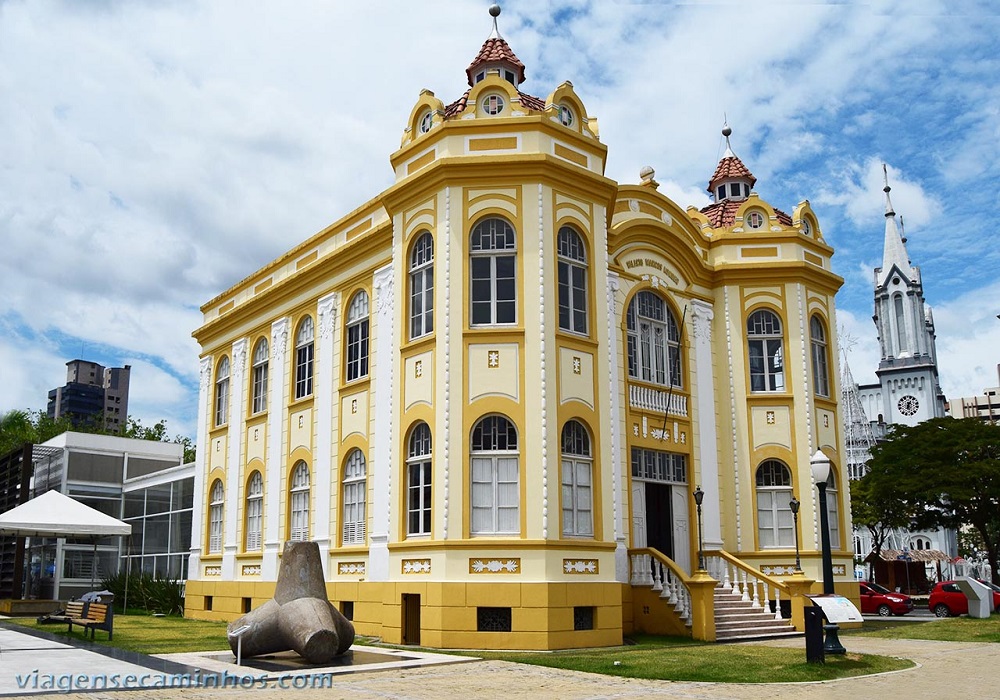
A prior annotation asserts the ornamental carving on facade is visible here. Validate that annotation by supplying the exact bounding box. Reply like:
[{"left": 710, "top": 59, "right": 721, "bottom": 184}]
[
  {"left": 469, "top": 558, "right": 520, "bottom": 574},
  {"left": 563, "top": 559, "right": 599, "bottom": 574},
  {"left": 402, "top": 559, "right": 431, "bottom": 574},
  {"left": 338, "top": 562, "right": 366, "bottom": 575}
]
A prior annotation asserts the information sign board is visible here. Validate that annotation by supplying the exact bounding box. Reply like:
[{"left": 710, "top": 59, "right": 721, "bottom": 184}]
[{"left": 808, "top": 594, "right": 863, "bottom": 623}]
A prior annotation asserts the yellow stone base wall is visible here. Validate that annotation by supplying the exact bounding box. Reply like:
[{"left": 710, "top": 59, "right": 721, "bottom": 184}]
[
  {"left": 627, "top": 585, "right": 693, "bottom": 638},
  {"left": 185, "top": 579, "right": 624, "bottom": 650}
]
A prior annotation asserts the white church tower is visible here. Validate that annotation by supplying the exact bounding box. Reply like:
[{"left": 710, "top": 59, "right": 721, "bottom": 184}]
[{"left": 858, "top": 165, "right": 947, "bottom": 429}]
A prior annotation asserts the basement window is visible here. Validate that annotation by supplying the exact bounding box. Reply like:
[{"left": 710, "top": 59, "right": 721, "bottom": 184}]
[
  {"left": 477, "top": 607, "right": 512, "bottom": 632},
  {"left": 574, "top": 606, "right": 595, "bottom": 631}
]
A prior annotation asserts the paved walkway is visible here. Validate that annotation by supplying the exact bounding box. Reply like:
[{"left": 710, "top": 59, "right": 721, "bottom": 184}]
[{"left": 1, "top": 622, "right": 997, "bottom": 700}]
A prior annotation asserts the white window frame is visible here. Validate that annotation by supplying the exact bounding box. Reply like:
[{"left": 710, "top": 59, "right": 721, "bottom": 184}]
[
  {"left": 747, "top": 309, "right": 785, "bottom": 392},
  {"left": 810, "top": 315, "right": 830, "bottom": 397},
  {"left": 561, "top": 420, "right": 593, "bottom": 537},
  {"left": 755, "top": 460, "right": 793, "bottom": 548},
  {"left": 214, "top": 356, "right": 230, "bottom": 427},
  {"left": 289, "top": 461, "right": 310, "bottom": 542},
  {"left": 251, "top": 338, "right": 269, "bottom": 414},
  {"left": 208, "top": 480, "right": 224, "bottom": 554},
  {"left": 826, "top": 471, "right": 840, "bottom": 549},
  {"left": 557, "top": 226, "right": 588, "bottom": 335},
  {"left": 346, "top": 292, "right": 370, "bottom": 382},
  {"left": 406, "top": 423, "right": 432, "bottom": 537},
  {"left": 470, "top": 218, "right": 517, "bottom": 326},
  {"left": 294, "top": 316, "right": 314, "bottom": 399},
  {"left": 245, "top": 471, "right": 263, "bottom": 551},
  {"left": 470, "top": 415, "right": 520, "bottom": 535},
  {"left": 342, "top": 450, "right": 367, "bottom": 545},
  {"left": 409, "top": 233, "right": 434, "bottom": 340},
  {"left": 626, "top": 291, "right": 682, "bottom": 387}
]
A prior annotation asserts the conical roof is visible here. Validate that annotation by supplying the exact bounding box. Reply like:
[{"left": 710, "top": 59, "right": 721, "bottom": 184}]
[{"left": 465, "top": 5, "right": 526, "bottom": 87}]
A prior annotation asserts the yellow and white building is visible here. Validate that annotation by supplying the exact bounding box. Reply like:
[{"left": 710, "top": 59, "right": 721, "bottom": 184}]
[{"left": 187, "top": 10, "right": 852, "bottom": 649}]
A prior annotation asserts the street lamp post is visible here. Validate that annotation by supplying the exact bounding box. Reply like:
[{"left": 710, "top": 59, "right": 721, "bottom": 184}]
[
  {"left": 789, "top": 497, "right": 801, "bottom": 572},
  {"left": 811, "top": 450, "right": 846, "bottom": 655},
  {"left": 693, "top": 485, "right": 705, "bottom": 571}
]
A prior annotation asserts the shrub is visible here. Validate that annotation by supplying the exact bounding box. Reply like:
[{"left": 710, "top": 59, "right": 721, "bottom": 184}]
[{"left": 102, "top": 571, "right": 185, "bottom": 615}]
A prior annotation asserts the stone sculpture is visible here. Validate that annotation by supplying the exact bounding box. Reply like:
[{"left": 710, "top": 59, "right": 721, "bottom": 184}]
[{"left": 227, "top": 541, "right": 355, "bottom": 664}]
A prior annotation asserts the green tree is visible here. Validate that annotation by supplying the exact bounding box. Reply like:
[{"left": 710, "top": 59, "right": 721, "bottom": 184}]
[
  {"left": 865, "top": 417, "right": 1000, "bottom": 584},
  {"left": 849, "top": 474, "right": 915, "bottom": 559}
]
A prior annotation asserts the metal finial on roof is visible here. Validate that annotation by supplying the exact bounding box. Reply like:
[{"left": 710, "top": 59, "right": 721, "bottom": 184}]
[
  {"left": 721, "top": 120, "right": 735, "bottom": 158},
  {"left": 489, "top": 4, "right": 502, "bottom": 39},
  {"left": 900, "top": 215, "right": 907, "bottom": 244},
  {"left": 882, "top": 163, "right": 895, "bottom": 218}
]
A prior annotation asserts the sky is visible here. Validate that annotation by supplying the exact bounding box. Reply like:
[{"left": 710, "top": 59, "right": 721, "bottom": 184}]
[{"left": 2, "top": 0, "right": 998, "bottom": 441}]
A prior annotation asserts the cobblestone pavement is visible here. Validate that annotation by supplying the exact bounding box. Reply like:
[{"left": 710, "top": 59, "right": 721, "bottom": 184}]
[{"left": 3, "top": 633, "right": 997, "bottom": 700}]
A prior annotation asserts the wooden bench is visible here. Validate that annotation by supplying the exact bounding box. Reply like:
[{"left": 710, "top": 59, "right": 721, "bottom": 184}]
[
  {"left": 43, "top": 600, "right": 86, "bottom": 624},
  {"left": 67, "top": 602, "right": 114, "bottom": 640}
]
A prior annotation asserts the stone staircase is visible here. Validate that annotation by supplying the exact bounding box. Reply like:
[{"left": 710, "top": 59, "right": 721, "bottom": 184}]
[{"left": 714, "top": 586, "right": 800, "bottom": 642}]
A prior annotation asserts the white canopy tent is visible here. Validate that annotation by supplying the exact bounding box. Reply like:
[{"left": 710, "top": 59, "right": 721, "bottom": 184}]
[
  {"left": 0, "top": 490, "right": 131, "bottom": 538},
  {"left": 0, "top": 490, "right": 131, "bottom": 595}
]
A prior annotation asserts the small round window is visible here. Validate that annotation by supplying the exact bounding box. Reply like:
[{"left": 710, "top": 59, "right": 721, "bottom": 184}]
[
  {"left": 747, "top": 211, "right": 765, "bottom": 229},
  {"left": 419, "top": 110, "right": 433, "bottom": 134},
  {"left": 801, "top": 217, "right": 812, "bottom": 236},
  {"left": 559, "top": 104, "right": 574, "bottom": 127},
  {"left": 483, "top": 94, "right": 505, "bottom": 116}
]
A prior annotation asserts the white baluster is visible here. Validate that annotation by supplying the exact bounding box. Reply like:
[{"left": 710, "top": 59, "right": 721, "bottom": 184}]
[
  {"left": 652, "top": 560, "right": 663, "bottom": 591},
  {"left": 774, "top": 588, "right": 783, "bottom": 620},
  {"left": 629, "top": 554, "right": 638, "bottom": 585},
  {"left": 741, "top": 571, "right": 750, "bottom": 603},
  {"left": 722, "top": 562, "right": 732, "bottom": 590},
  {"left": 665, "top": 572, "right": 678, "bottom": 603},
  {"left": 672, "top": 578, "right": 683, "bottom": 608},
  {"left": 751, "top": 578, "right": 761, "bottom": 609}
]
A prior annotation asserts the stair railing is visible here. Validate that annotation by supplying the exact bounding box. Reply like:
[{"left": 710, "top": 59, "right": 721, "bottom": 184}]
[
  {"left": 629, "top": 547, "right": 694, "bottom": 626},
  {"left": 704, "top": 549, "right": 789, "bottom": 621}
]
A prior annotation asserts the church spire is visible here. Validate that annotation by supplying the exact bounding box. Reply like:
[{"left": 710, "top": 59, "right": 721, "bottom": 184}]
[{"left": 876, "top": 164, "right": 914, "bottom": 288}]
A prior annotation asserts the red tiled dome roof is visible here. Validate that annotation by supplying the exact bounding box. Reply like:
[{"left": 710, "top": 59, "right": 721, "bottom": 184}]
[
  {"left": 466, "top": 37, "right": 526, "bottom": 86},
  {"left": 707, "top": 155, "right": 756, "bottom": 192}
]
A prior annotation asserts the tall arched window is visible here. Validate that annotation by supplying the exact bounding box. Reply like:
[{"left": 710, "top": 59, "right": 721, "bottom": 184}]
[
  {"left": 561, "top": 420, "right": 593, "bottom": 537},
  {"left": 245, "top": 471, "right": 263, "bottom": 551},
  {"left": 251, "top": 338, "right": 269, "bottom": 414},
  {"left": 755, "top": 460, "right": 793, "bottom": 548},
  {"left": 626, "top": 291, "right": 682, "bottom": 387},
  {"left": 747, "top": 309, "right": 785, "bottom": 392},
  {"left": 342, "top": 450, "right": 367, "bottom": 545},
  {"left": 294, "top": 316, "right": 314, "bottom": 399},
  {"left": 470, "top": 415, "right": 519, "bottom": 535},
  {"left": 470, "top": 218, "right": 517, "bottom": 326},
  {"left": 810, "top": 316, "right": 830, "bottom": 397},
  {"left": 409, "top": 233, "right": 434, "bottom": 339},
  {"left": 214, "top": 356, "right": 230, "bottom": 426},
  {"left": 407, "top": 423, "right": 432, "bottom": 537},
  {"left": 893, "top": 294, "right": 907, "bottom": 353},
  {"left": 346, "top": 292, "right": 370, "bottom": 382},
  {"left": 557, "top": 226, "right": 588, "bottom": 334},
  {"left": 289, "top": 461, "right": 310, "bottom": 542},
  {"left": 826, "top": 470, "right": 840, "bottom": 549},
  {"left": 208, "top": 480, "right": 224, "bottom": 554}
]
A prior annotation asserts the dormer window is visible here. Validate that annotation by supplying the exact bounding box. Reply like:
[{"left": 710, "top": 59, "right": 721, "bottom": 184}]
[
  {"left": 483, "top": 94, "right": 505, "bottom": 116},
  {"left": 419, "top": 110, "right": 433, "bottom": 134},
  {"left": 559, "top": 104, "right": 574, "bottom": 127},
  {"left": 746, "top": 211, "right": 765, "bottom": 229},
  {"left": 473, "top": 66, "right": 518, "bottom": 86}
]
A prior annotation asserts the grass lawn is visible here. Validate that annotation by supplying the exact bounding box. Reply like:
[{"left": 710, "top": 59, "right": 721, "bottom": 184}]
[
  {"left": 845, "top": 614, "right": 1000, "bottom": 643},
  {"left": 4, "top": 615, "right": 919, "bottom": 682}
]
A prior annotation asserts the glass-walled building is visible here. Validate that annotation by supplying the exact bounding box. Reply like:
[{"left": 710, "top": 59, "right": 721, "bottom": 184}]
[{"left": 122, "top": 463, "right": 194, "bottom": 580}]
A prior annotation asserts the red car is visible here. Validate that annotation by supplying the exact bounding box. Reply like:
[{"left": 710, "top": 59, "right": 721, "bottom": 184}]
[
  {"left": 928, "top": 580, "right": 1000, "bottom": 617},
  {"left": 858, "top": 581, "right": 914, "bottom": 616}
]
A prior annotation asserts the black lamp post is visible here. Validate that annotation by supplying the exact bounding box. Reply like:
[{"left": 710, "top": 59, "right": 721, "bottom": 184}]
[
  {"left": 789, "top": 496, "right": 801, "bottom": 572},
  {"left": 693, "top": 485, "right": 705, "bottom": 571},
  {"left": 811, "top": 450, "right": 845, "bottom": 655}
]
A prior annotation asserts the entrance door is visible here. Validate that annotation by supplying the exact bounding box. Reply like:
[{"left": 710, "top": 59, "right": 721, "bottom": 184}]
[
  {"left": 401, "top": 594, "right": 421, "bottom": 645},
  {"left": 644, "top": 482, "right": 673, "bottom": 558}
]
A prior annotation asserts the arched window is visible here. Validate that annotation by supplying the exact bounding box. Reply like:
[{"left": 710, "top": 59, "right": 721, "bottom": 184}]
[
  {"left": 346, "top": 292, "right": 370, "bottom": 382},
  {"left": 470, "top": 415, "right": 519, "bottom": 534},
  {"left": 893, "top": 294, "right": 907, "bottom": 353},
  {"left": 342, "top": 450, "right": 367, "bottom": 544},
  {"left": 470, "top": 218, "right": 517, "bottom": 326},
  {"left": 561, "top": 420, "right": 593, "bottom": 537},
  {"left": 406, "top": 423, "right": 432, "bottom": 536},
  {"left": 626, "top": 291, "right": 682, "bottom": 387},
  {"left": 214, "top": 356, "right": 230, "bottom": 426},
  {"left": 747, "top": 310, "right": 785, "bottom": 392},
  {"left": 409, "top": 233, "right": 434, "bottom": 340},
  {"left": 245, "top": 471, "right": 263, "bottom": 551},
  {"left": 251, "top": 338, "right": 269, "bottom": 414},
  {"left": 208, "top": 480, "right": 224, "bottom": 554},
  {"left": 289, "top": 461, "right": 310, "bottom": 542},
  {"left": 557, "top": 226, "right": 588, "bottom": 334},
  {"left": 294, "top": 316, "right": 314, "bottom": 399},
  {"left": 755, "top": 460, "right": 793, "bottom": 548},
  {"left": 826, "top": 470, "right": 840, "bottom": 549},
  {"left": 810, "top": 316, "right": 830, "bottom": 397}
]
